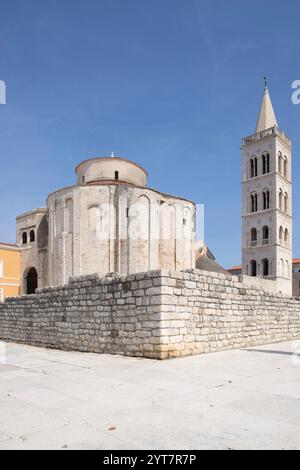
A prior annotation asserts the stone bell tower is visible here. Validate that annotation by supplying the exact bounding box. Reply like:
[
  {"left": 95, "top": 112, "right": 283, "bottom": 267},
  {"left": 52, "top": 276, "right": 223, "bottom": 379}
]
[{"left": 241, "top": 81, "right": 292, "bottom": 296}]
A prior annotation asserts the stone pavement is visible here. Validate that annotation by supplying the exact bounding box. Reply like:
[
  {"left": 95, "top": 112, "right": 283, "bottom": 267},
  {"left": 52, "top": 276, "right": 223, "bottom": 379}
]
[{"left": 0, "top": 340, "right": 299, "bottom": 450}]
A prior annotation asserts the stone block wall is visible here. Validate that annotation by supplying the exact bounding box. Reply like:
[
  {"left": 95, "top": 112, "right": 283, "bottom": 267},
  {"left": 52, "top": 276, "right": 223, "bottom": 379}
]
[
  {"left": 158, "top": 269, "right": 300, "bottom": 358},
  {"left": 0, "top": 269, "right": 300, "bottom": 359}
]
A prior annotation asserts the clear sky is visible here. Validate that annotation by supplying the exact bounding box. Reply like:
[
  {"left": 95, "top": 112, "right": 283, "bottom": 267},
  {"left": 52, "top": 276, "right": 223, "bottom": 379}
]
[{"left": 0, "top": 0, "right": 299, "bottom": 268}]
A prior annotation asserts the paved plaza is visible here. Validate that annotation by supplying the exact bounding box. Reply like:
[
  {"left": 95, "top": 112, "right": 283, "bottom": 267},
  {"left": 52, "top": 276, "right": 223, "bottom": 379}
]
[{"left": 0, "top": 340, "right": 299, "bottom": 450}]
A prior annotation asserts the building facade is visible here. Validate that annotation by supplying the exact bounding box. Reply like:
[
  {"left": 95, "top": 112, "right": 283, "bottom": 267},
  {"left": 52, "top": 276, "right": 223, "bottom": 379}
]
[
  {"left": 0, "top": 242, "right": 20, "bottom": 301},
  {"left": 241, "top": 84, "right": 293, "bottom": 296},
  {"left": 17, "top": 156, "right": 196, "bottom": 294},
  {"left": 292, "top": 259, "right": 300, "bottom": 298}
]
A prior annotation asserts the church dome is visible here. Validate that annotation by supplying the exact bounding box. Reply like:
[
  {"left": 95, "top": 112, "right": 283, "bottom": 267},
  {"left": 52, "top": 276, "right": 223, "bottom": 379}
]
[{"left": 75, "top": 156, "right": 148, "bottom": 187}]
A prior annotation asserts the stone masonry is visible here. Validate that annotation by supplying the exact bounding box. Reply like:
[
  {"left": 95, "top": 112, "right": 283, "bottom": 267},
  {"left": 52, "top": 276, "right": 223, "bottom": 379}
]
[{"left": 0, "top": 269, "right": 300, "bottom": 359}]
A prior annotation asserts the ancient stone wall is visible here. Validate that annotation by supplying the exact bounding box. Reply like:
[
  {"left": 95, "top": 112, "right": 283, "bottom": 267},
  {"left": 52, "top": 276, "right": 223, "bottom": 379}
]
[{"left": 0, "top": 269, "right": 300, "bottom": 359}]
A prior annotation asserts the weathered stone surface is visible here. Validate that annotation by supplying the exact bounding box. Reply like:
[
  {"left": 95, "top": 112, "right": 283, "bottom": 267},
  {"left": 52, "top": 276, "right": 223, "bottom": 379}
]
[{"left": 0, "top": 269, "right": 300, "bottom": 359}]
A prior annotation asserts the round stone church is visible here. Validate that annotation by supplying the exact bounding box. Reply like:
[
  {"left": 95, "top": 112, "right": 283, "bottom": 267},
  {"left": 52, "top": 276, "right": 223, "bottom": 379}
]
[{"left": 17, "top": 156, "right": 196, "bottom": 294}]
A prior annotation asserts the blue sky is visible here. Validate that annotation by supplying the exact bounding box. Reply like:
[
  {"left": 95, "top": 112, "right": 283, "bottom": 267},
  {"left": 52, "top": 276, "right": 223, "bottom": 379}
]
[{"left": 0, "top": 0, "right": 299, "bottom": 268}]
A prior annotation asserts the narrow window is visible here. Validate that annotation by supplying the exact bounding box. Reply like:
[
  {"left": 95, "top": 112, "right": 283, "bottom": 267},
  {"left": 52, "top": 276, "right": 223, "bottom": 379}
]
[
  {"left": 251, "top": 194, "right": 258, "bottom": 213},
  {"left": 254, "top": 158, "right": 258, "bottom": 176},
  {"left": 262, "top": 259, "right": 269, "bottom": 277},
  {"left": 262, "top": 226, "right": 269, "bottom": 244},
  {"left": 262, "top": 191, "right": 270, "bottom": 210},
  {"left": 30, "top": 230, "right": 35, "bottom": 242},
  {"left": 266, "top": 153, "right": 270, "bottom": 173},
  {"left": 284, "top": 229, "right": 289, "bottom": 244},
  {"left": 262, "top": 154, "right": 266, "bottom": 175},
  {"left": 279, "top": 189, "right": 283, "bottom": 211},
  {"left": 250, "top": 159, "right": 254, "bottom": 178},
  {"left": 284, "top": 192, "right": 288, "bottom": 213},
  {"left": 279, "top": 226, "right": 283, "bottom": 242},
  {"left": 250, "top": 260, "right": 257, "bottom": 277},
  {"left": 262, "top": 153, "right": 270, "bottom": 174},
  {"left": 250, "top": 158, "right": 258, "bottom": 178},
  {"left": 278, "top": 152, "right": 282, "bottom": 174},
  {"left": 250, "top": 228, "right": 257, "bottom": 246},
  {"left": 283, "top": 157, "right": 288, "bottom": 178},
  {"left": 115, "top": 171, "right": 119, "bottom": 180},
  {"left": 22, "top": 232, "right": 27, "bottom": 245}
]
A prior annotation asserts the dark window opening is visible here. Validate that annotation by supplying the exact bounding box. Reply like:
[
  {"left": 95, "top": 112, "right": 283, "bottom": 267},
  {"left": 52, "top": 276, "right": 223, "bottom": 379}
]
[
  {"left": 263, "top": 191, "right": 270, "bottom": 210},
  {"left": 251, "top": 194, "right": 258, "bottom": 213},
  {"left": 262, "top": 154, "right": 270, "bottom": 174},
  {"left": 250, "top": 260, "right": 257, "bottom": 277},
  {"left": 262, "top": 226, "right": 269, "bottom": 240},
  {"left": 30, "top": 230, "right": 35, "bottom": 243},
  {"left": 251, "top": 228, "right": 257, "bottom": 241},
  {"left": 262, "top": 259, "right": 269, "bottom": 277},
  {"left": 250, "top": 158, "right": 258, "bottom": 178},
  {"left": 26, "top": 268, "right": 38, "bottom": 294},
  {"left": 115, "top": 171, "right": 119, "bottom": 180},
  {"left": 22, "top": 232, "right": 27, "bottom": 245}
]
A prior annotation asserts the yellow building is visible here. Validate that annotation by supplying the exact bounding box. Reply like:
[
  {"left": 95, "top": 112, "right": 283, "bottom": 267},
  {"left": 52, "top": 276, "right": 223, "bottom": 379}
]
[{"left": 0, "top": 242, "right": 20, "bottom": 301}]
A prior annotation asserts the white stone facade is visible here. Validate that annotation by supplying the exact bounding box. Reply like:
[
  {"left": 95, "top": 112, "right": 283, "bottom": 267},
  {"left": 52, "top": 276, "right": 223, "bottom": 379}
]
[
  {"left": 17, "top": 157, "right": 196, "bottom": 293},
  {"left": 242, "top": 87, "right": 293, "bottom": 296}
]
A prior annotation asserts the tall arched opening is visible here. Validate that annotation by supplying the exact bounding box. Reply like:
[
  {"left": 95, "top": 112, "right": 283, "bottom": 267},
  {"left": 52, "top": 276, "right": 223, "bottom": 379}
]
[{"left": 26, "top": 268, "right": 38, "bottom": 294}]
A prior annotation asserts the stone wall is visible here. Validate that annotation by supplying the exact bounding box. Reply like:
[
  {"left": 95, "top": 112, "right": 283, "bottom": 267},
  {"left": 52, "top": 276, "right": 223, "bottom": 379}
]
[{"left": 0, "top": 269, "right": 300, "bottom": 359}]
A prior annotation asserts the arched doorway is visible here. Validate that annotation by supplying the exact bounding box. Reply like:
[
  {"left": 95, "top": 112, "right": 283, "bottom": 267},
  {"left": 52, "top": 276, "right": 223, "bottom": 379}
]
[{"left": 26, "top": 268, "right": 38, "bottom": 294}]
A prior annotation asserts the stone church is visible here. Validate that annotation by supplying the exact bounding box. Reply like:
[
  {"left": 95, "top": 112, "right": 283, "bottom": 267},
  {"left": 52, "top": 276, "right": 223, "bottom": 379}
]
[
  {"left": 17, "top": 156, "right": 195, "bottom": 294},
  {"left": 15, "top": 83, "right": 294, "bottom": 297}
]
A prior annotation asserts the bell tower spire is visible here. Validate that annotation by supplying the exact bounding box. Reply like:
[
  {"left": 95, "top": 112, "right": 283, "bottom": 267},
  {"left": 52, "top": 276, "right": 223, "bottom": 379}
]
[{"left": 255, "top": 78, "right": 278, "bottom": 133}]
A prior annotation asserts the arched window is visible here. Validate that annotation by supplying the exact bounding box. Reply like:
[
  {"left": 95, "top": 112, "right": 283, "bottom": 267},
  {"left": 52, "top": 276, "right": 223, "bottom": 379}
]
[
  {"left": 262, "top": 259, "right": 269, "bottom": 277},
  {"left": 262, "top": 153, "right": 270, "bottom": 174},
  {"left": 250, "top": 260, "right": 257, "bottom": 277},
  {"left": 29, "top": 230, "right": 35, "bottom": 243},
  {"left": 22, "top": 232, "right": 27, "bottom": 245},
  {"left": 278, "top": 152, "right": 283, "bottom": 174},
  {"left": 89, "top": 205, "right": 101, "bottom": 233},
  {"left": 250, "top": 228, "right": 257, "bottom": 246},
  {"left": 279, "top": 226, "right": 283, "bottom": 242},
  {"left": 251, "top": 193, "right": 258, "bottom": 213},
  {"left": 250, "top": 157, "right": 258, "bottom": 178},
  {"left": 262, "top": 190, "right": 270, "bottom": 210},
  {"left": 66, "top": 199, "right": 73, "bottom": 234},
  {"left": 55, "top": 201, "right": 63, "bottom": 235},
  {"left": 284, "top": 192, "right": 288, "bottom": 213},
  {"left": 284, "top": 228, "right": 289, "bottom": 244},
  {"left": 283, "top": 157, "right": 288, "bottom": 178},
  {"left": 286, "top": 260, "right": 290, "bottom": 278},
  {"left": 279, "top": 189, "right": 283, "bottom": 211},
  {"left": 25, "top": 267, "right": 38, "bottom": 294},
  {"left": 262, "top": 226, "right": 269, "bottom": 244},
  {"left": 280, "top": 258, "right": 284, "bottom": 276}
]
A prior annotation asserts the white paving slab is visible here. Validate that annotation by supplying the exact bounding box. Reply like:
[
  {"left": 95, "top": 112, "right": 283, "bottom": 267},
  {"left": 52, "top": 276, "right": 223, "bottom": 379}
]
[{"left": 0, "top": 341, "right": 300, "bottom": 450}]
